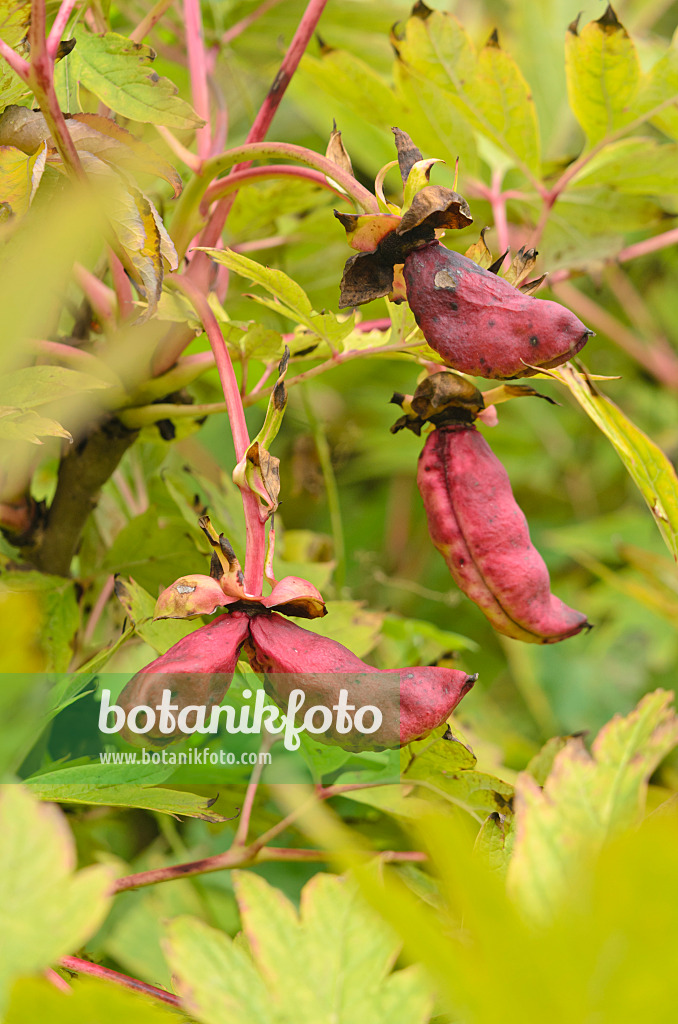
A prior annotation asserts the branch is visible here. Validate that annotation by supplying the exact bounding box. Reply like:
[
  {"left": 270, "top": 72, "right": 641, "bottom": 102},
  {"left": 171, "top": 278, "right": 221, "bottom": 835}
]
[
  {"left": 0, "top": 38, "right": 29, "bottom": 79},
  {"left": 201, "top": 163, "right": 351, "bottom": 210},
  {"left": 222, "top": 0, "right": 284, "bottom": 44},
  {"left": 47, "top": 0, "right": 78, "bottom": 59},
  {"left": 22, "top": 418, "right": 138, "bottom": 576},
  {"left": 130, "top": 0, "right": 174, "bottom": 43},
  {"left": 59, "top": 957, "right": 180, "bottom": 1009},
  {"left": 184, "top": 0, "right": 211, "bottom": 161}
]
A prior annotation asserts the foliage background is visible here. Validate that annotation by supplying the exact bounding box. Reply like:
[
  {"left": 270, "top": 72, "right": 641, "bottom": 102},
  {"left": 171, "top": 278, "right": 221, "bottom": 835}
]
[{"left": 2, "top": 0, "right": 678, "bottom": 1019}]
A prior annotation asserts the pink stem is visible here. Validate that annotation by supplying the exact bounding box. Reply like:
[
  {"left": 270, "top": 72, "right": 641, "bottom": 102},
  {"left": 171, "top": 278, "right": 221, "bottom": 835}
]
[
  {"left": 190, "top": 0, "right": 329, "bottom": 284},
  {"left": 59, "top": 957, "right": 180, "bottom": 1009},
  {"left": 107, "top": 247, "right": 134, "bottom": 320},
  {"left": 616, "top": 226, "right": 678, "bottom": 264},
  {"left": 0, "top": 38, "right": 29, "bottom": 78},
  {"left": 155, "top": 125, "right": 202, "bottom": 172},
  {"left": 489, "top": 169, "right": 510, "bottom": 264},
  {"left": 184, "top": 0, "right": 211, "bottom": 161},
  {"left": 201, "top": 164, "right": 350, "bottom": 210},
  {"left": 113, "top": 470, "right": 142, "bottom": 517},
  {"left": 47, "top": 0, "right": 78, "bottom": 59},
  {"left": 84, "top": 575, "right": 115, "bottom": 644},
  {"left": 130, "top": 0, "right": 174, "bottom": 43},
  {"left": 222, "top": 0, "right": 284, "bottom": 44},
  {"left": 45, "top": 968, "right": 71, "bottom": 993},
  {"left": 168, "top": 276, "right": 266, "bottom": 593}
]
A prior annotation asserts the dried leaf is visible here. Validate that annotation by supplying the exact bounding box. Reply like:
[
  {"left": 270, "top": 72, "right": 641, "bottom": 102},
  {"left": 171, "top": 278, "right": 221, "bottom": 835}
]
[
  {"left": 325, "top": 121, "right": 353, "bottom": 175},
  {"left": 392, "top": 126, "right": 423, "bottom": 185},
  {"left": 397, "top": 185, "right": 472, "bottom": 234},
  {"left": 504, "top": 246, "right": 538, "bottom": 287},
  {"left": 464, "top": 227, "right": 493, "bottom": 268},
  {"left": 338, "top": 250, "right": 394, "bottom": 308}
]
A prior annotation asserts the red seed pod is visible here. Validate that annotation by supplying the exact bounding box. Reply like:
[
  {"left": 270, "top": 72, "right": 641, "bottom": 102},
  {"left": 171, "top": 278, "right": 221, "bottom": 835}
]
[
  {"left": 403, "top": 242, "right": 593, "bottom": 379},
  {"left": 117, "top": 612, "right": 250, "bottom": 746},
  {"left": 249, "top": 612, "right": 475, "bottom": 750},
  {"left": 417, "top": 424, "right": 590, "bottom": 643}
]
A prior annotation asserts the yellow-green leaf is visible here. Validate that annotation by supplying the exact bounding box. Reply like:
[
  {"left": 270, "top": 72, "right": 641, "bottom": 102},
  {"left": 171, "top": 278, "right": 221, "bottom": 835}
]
[
  {"left": 508, "top": 690, "right": 678, "bottom": 920},
  {"left": 565, "top": 7, "right": 641, "bottom": 146},
  {"left": 0, "top": 787, "right": 113, "bottom": 1012},
  {"left": 0, "top": 145, "right": 46, "bottom": 217},
  {"left": 544, "top": 362, "right": 678, "bottom": 561},
  {"left": 632, "top": 33, "right": 678, "bottom": 141},
  {"left": 63, "top": 26, "right": 204, "bottom": 129},
  {"left": 0, "top": 0, "right": 30, "bottom": 106}
]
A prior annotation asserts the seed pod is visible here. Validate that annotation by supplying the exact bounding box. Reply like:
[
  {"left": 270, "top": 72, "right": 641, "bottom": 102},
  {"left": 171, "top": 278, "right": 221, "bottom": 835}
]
[
  {"left": 249, "top": 612, "right": 475, "bottom": 750},
  {"left": 403, "top": 242, "right": 593, "bottom": 379},
  {"left": 417, "top": 424, "right": 590, "bottom": 643},
  {"left": 117, "top": 612, "right": 250, "bottom": 746}
]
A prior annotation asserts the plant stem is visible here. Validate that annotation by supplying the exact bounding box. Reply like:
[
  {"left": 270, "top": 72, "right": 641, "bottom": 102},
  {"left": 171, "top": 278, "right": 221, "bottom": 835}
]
[
  {"left": 184, "top": 0, "right": 211, "bottom": 161},
  {"left": 171, "top": 140, "right": 377, "bottom": 262},
  {"left": 165, "top": 275, "right": 266, "bottom": 593},
  {"left": 0, "top": 38, "right": 29, "bottom": 78},
  {"left": 201, "top": 163, "right": 350, "bottom": 209},
  {"left": 46, "top": 0, "right": 78, "bottom": 59},
  {"left": 222, "top": 0, "right": 284, "bottom": 44},
  {"left": 488, "top": 169, "right": 510, "bottom": 262},
  {"left": 59, "top": 957, "right": 180, "bottom": 1009},
  {"left": 130, "top": 0, "right": 174, "bottom": 43},
  {"left": 232, "top": 733, "right": 275, "bottom": 846}
]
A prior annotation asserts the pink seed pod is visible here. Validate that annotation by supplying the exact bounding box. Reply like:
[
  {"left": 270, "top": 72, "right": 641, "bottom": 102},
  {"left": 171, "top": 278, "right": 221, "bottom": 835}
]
[
  {"left": 403, "top": 242, "right": 592, "bottom": 379},
  {"left": 417, "top": 423, "right": 590, "bottom": 643},
  {"left": 117, "top": 612, "right": 250, "bottom": 746},
  {"left": 249, "top": 612, "right": 475, "bottom": 750}
]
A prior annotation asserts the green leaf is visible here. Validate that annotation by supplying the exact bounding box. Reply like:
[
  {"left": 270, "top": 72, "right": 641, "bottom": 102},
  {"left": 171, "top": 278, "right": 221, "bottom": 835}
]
[
  {"left": 0, "top": 408, "right": 73, "bottom": 444},
  {"left": 5, "top": 977, "right": 179, "bottom": 1024},
  {"left": 296, "top": 600, "right": 384, "bottom": 659},
  {"left": 0, "top": 365, "right": 109, "bottom": 409},
  {"left": 508, "top": 689, "right": 678, "bottom": 920},
  {"left": 198, "top": 247, "right": 314, "bottom": 322},
  {"left": 29, "top": 774, "right": 228, "bottom": 819},
  {"left": 544, "top": 363, "right": 678, "bottom": 561},
  {"left": 164, "top": 872, "right": 433, "bottom": 1024},
  {"left": 474, "top": 812, "right": 513, "bottom": 875},
  {"left": 0, "top": 787, "right": 112, "bottom": 1011},
  {"left": 64, "top": 26, "right": 204, "bottom": 128},
  {"left": 564, "top": 8, "right": 641, "bottom": 146},
  {"left": 396, "top": 10, "right": 541, "bottom": 177},
  {"left": 299, "top": 50, "right": 395, "bottom": 128}
]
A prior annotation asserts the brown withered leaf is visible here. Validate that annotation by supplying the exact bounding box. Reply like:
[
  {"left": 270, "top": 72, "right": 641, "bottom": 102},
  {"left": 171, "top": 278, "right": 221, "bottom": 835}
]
[
  {"left": 246, "top": 441, "right": 281, "bottom": 521},
  {"left": 338, "top": 251, "right": 394, "bottom": 308},
  {"left": 465, "top": 227, "right": 493, "bottom": 268},
  {"left": 397, "top": 185, "right": 472, "bottom": 234},
  {"left": 504, "top": 245, "right": 538, "bottom": 287},
  {"left": 392, "top": 126, "right": 423, "bottom": 185},
  {"left": 326, "top": 121, "right": 353, "bottom": 175}
]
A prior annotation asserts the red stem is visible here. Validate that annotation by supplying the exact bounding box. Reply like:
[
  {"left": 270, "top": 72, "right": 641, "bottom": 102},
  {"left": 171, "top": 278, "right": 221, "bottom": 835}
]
[
  {"left": 59, "top": 957, "right": 180, "bottom": 1009},
  {"left": 189, "top": 0, "right": 329, "bottom": 286},
  {"left": 184, "top": 0, "right": 211, "bottom": 161},
  {"left": 201, "top": 164, "right": 350, "bottom": 210},
  {"left": 167, "top": 276, "right": 266, "bottom": 593},
  {"left": 47, "top": 0, "right": 78, "bottom": 58},
  {"left": 222, "top": 0, "right": 285, "bottom": 44}
]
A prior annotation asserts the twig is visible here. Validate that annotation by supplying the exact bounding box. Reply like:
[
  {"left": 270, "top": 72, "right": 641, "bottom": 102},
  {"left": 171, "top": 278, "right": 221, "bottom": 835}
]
[
  {"left": 232, "top": 733, "right": 275, "bottom": 846},
  {"left": 130, "top": 0, "right": 174, "bottom": 43},
  {"left": 83, "top": 574, "right": 115, "bottom": 644},
  {"left": 184, "top": 0, "right": 211, "bottom": 161},
  {"left": 46, "top": 0, "right": 78, "bottom": 59},
  {"left": 59, "top": 957, "right": 180, "bottom": 1009},
  {"left": 222, "top": 0, "right": 284, "bottom": 44}
]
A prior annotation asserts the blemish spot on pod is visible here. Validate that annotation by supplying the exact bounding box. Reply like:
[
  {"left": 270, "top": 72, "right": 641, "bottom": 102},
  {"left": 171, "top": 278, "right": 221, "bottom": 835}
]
[
  {"left": 417, "top": 424, "right": 590, "bottom": 643},
  {"left": 403, "top": 242, "right": 593, "bottom": 379},
  {"left": 117, "top": 612, "right": 250, "bottom": 747},
  {"left": 249, "top": 613, "right": 474, "bottom": 750}
]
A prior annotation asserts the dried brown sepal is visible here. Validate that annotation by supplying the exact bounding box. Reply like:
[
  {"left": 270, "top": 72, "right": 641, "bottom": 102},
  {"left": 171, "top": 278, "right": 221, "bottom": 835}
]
[
  {"left": 487, "top": 248, "right": 510, "bottom": 275},
  {"left": 244, "top": 441, "right": 281, "bottom": 522},
  {"left": 464, "top": 227, "right": 493, "bottom": 269},
  {"left": 504, "top": 246, "right": 539, "bottom": 288},
  {"left": 520, "top": 273, "right": 548, "bottom": 296},
  {"left": 391, "top": 370, "right": 485, "bottom": 434},
  {"left": 392, "top": 127, "right": 423, "bottom": 186},
  {"left": 325, "top": 121, "right": 353, "bottom": 176},
  {"left": 397, "top": 185, "right": 473, "bottom": 235},
  {"left": 338, "top": 250, "right": 395, "bottom": 308}
]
